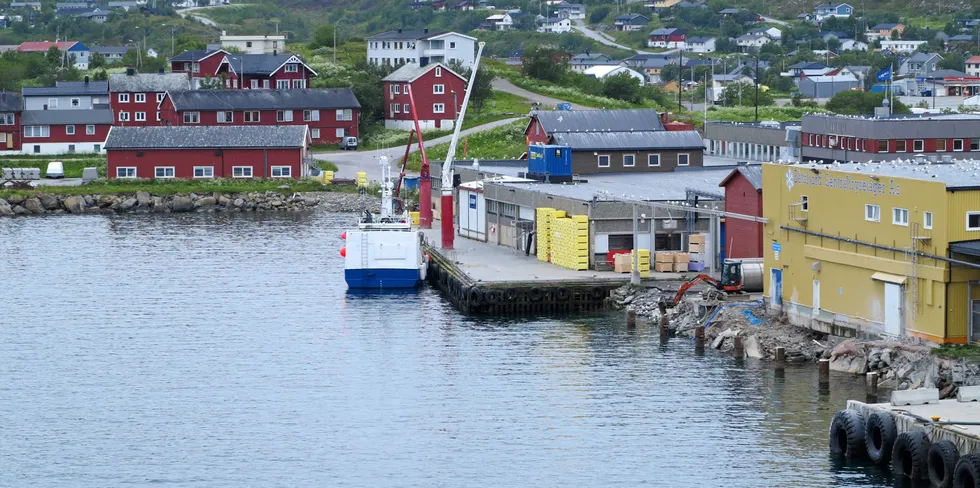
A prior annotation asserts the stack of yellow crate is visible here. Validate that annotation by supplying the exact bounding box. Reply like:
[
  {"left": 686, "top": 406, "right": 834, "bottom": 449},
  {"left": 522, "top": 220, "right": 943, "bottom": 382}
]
[
  {"left": 636, "top": 249, "right": 651, "bottom": 278},
  {"left": 356, "top": 171, "right": 368, "bottom": 188},
  {"left": 549, "top": 213, "right": 589, "bottom": 271},
  {"left": 536, "top": 207, "right": 555, "bottom": 262}
]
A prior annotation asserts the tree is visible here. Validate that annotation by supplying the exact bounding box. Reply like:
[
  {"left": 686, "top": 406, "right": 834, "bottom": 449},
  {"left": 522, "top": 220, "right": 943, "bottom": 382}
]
[
  {"left": 452, "top": 61, "right": 494, "bottom": 115},
  {"left": 589, "top": 5, "right": 611, "bottom": 24},
  {"left": 198, "top": 75, "right": 224, "bottom": 90},
  {"left": 660, "top": 64, "right": 680, "bottom": 83},
  {"left": 520, "top": 45, "right": 567, "bottom": 83},
  {"left": 93, "top": 69, "right": 109, "bottom": 81},
  {"left": 939, "top": 52, "right": 964, "bottom": 71},
  {"left": 602, "top": 72, "right": 643, "bottom": 104},
  {"left": 173, "top": 35, "right": 206, "bottom": 55},
  {"left": 310, "top": 24, "right": 336, "bottom": 50},
  {"left": 719, "top": 82, "right": 774, "bottom": 106},
  {"left": 714, "top": 37, "right": 734, "bottom": 53},
  {"left": 89, "top": 52, "right": 106, "bottom": 69},
  {"left": 721, "top": 19, "right": 742, "bottom": 38},
  {"left": 825, "top": 90, "right": 911, "bottom": 115}
]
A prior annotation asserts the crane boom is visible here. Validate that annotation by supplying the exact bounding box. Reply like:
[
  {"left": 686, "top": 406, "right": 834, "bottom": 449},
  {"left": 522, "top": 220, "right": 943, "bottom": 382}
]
[{"left": 439, "top": 41, "right": 485, "bottom": 250}]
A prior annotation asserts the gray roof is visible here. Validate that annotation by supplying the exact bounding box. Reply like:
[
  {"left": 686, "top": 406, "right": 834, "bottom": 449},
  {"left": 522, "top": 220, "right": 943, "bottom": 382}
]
[
  {"left": 950, "top": 34, "right": 973, "bottom": 41},
  {"left": 22, "top": 80, "right": 108, "bottom": 96},
  {"left": 109, "top": 73, "right": 190, "bottom": 93},
  {"left": 872, "top": 23, "right": 901, "bottom": 29},
  {"left": 366, "top": 30, "right": 449, "bottom": 41},
  {"left": 224, "top": 53, "right": 314, "bottom": 76},
  {"left": 105, "top": 125, "right": 308, "bottom": 150},
  {"left": 382, "top": 62, "right": 464, "bottom": 82},
  {"left": 687, "top": 36, "right": 715, "bottom": 43},
  {"left": 171, "top": 49, "right": 224, "bottom": 62},
  {"left": 491, "top": 167, "right": 735, "bottom": 202},
  {"left": 845, "top": 65, "right": 871, "bottom": 73},
  {"left": 91, "top": 45, "right": 133, "bottom": 55},
  {"left": 907, "top": 52, "right": 942, "bottom": 62},
  {"left": 168, "top": 88, "right": 360, "bottom": 111},
  {"left": 791, "top": 160, "right": 980, "bottom": 190},
  {"left": 551, "top": 130, "right": 704, "bottom": 151},
  {"left": 21, "top": 109, "right": 114, "bottom": 125},
  {"left": 927, "top": 69, "right": 969, "bottom": 79},
  {"left": 532, "top": 109, "right": 665, "bottom": 133},
  {"left": 801, "top": 113, "right": 980, "bottom": 141},
  {"left": 720, "top": 165, "right": 762, "bottom": 190},
  {"left": 615, "top": 14, "right": 648, "bottom": 23},
  {"left": 0, "top": 92, "right": 23, "bottom": 111},
  {"left": 649, "top": 27, "right": 681, "bottom": 36}
]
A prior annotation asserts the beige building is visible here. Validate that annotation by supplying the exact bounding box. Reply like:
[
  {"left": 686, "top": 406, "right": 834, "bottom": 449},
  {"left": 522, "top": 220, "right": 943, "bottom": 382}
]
[{"left": 220, "top": 32, "right": 286, "bottom": 55}]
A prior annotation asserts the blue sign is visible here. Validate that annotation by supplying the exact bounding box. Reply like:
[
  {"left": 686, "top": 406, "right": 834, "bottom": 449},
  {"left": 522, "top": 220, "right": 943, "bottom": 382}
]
[
  {"left": 876, "top": 66, "right": 892, "bottom": 82},
  {"left": 469, "top": 193, "right": 477, "bottom": 209},
  {"left": 772, "top": 242, "right": 781, "bottom": 252}
]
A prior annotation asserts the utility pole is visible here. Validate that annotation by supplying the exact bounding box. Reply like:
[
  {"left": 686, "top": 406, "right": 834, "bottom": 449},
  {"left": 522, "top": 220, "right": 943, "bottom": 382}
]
[
  {"left": 677, "top": 47, "right": 683, "bottom": 111},
  {"left": 754, "top": 55, "right": 759, "bottom": 122},
  {"left": 631, "top": 202, "right": 640, "bottom": 285}
]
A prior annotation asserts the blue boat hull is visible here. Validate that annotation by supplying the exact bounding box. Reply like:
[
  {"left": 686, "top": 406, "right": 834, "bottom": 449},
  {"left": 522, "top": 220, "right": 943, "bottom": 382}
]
[{"left": 345, "top": 268, "right": 421, "bottom": 289}]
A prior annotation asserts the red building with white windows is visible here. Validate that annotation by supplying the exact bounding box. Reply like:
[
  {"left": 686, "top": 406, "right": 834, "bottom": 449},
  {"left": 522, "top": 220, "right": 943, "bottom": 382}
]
[
  {"left": 719, "top": 165, "right": 763, "bottom": 259},
  {"left": 19, "top": 109, "right": 113, "bottom": 154},
  {"left": 170, "top": 49, "right": 317, "bottom": 90},
  {"left": 109, "top": 69, "right": 191, "bottom": 126},
  {"left": 159, "top": 88, "right": 360, "bottom": 145},
  {"left": 105, "top": 125, "right": 310, "bottom": 180},
  {"left": 0, "top": 92, "right": 23, "bottom": 152},
  {"left": 647, "top": 27, "right": 687, "bottom": 48},
  {"left": 382, "top": 61, "right": 467, "bottom": 130}
]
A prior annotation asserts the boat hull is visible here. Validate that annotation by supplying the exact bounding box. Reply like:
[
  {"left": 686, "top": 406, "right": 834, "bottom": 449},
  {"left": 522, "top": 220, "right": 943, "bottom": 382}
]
[{"left": 344, "top": 268, "right": 421, "bottom": 289}]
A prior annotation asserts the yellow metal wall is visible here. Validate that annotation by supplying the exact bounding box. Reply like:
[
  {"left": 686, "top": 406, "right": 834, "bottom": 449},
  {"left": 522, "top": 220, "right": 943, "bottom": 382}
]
[
  {"left": 947, "top": 191, "right": 980, "bottom": 243},
  {"left": 762, "top": 164, "right": 955, "bottom": 341}
]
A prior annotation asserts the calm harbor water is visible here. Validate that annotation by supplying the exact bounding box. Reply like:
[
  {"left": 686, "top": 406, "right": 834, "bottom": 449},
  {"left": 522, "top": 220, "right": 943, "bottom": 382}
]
[{"left": 1, "top": 212, "right": 907, "bottom": 487}]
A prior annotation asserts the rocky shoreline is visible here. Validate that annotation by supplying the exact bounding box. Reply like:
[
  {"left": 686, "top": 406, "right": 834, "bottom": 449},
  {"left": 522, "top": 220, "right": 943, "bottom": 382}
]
[
  {"left": 610, "top": 285, "right": 980, "bottom": 398},
  {"left": 0, "top": 191, "right": 381, "bottom": 216}
]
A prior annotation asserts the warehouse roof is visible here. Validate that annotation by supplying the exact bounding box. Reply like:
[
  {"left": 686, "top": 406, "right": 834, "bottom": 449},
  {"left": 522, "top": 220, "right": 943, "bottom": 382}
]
[
  {"left": 787, "top": 160, "right": 980, "bottom": 189},
  {"left": 109, "top": 72, "right": 190, "bottom": 93},
  {"left": 105, "top": 126, "right": 308, "bottom": 149},
  {"left": 21, "top": 109, "right": 114, "bottom": 125},
  {"left": 530, "top": 109, "right": 665, "bottom": 134},
  {"left": 551, "top": 130, "right": 704, "bottom": 151},
  {"left": 490, "top": 167, "right": 736, "bottom": 201},
  {"left": 166, "top": 88, "right": 360, "bottom": 111},
  {"left": 718, "top": 165, "right": 762, "bottom": 190}
]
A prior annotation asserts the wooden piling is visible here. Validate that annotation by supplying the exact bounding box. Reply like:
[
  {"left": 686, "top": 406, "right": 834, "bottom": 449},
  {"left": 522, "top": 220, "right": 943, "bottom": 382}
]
[
  {"left": 819, "top": 358, "right": 830, "bottom": 382},
  {"left": 694, "top": 326, "right": 705, "bottom": 347},
  {"left": 626, "top": 310, "right": 636, "bottom": 328},
  {"left": 866, "top": 371, "right": 879, "bottom": 395},
  {"left": 733, "top": 335, "right": 744, "bottom": 358},
  {"left": 775, "top": 347, "right": 785, "bottom": 362}
]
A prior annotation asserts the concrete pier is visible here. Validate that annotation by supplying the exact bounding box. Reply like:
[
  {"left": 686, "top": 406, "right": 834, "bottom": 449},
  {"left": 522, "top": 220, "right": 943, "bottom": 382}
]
[{"left": 848, "top": 399, "right": 980, "bottom": 454}]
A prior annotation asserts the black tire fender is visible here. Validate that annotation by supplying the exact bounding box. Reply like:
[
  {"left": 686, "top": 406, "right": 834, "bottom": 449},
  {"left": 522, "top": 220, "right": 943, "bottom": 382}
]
[
  {"left": 929, "top": 439, "right": 960, "bottom": 488},
  {"left": 829, "top": 409, "right": 866, "bottom": 459},
  {"left": 555, "top": 287, "right": 571, "bottom": 301},
  {"left": 485, "top": 289, "right": 501, "bottom": 304},
  {"left": 468, "top": 287, "right": 484, "bottom": 305},
  {"left": 528, "top": 287, "right": 544, "bottom": 302},
  {"left": 591, "top": 286, "right": 605, "bottom": 299},
  {"left": 893, "top": 430, "right": 931, "bottom": 480},
  {"left": 503, "top": 288, "right": 518, "bottom": 301},
  {"left": 865, "top": 411, "right": 897, "bottom": 465},
  {"left": 953, "top": 452, "right": 980, "bottom": 488}
]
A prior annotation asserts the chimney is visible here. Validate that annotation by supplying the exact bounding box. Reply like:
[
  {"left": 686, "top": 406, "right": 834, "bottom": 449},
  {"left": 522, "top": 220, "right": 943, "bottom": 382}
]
[
  {"left": 273, "top": 49, "right": 277, "bottom": 56},
  {"left": 84, "top": 75, "right": 89, "bottom": 84},
  {"left": 423, "top": 28, "right": 429, "bottom": 33},
  {"left": 126, "top": 67, "right": 135, "bottom": 76},
  {"left": 397, "top": 28, "right": 403, "bottom": 33}
]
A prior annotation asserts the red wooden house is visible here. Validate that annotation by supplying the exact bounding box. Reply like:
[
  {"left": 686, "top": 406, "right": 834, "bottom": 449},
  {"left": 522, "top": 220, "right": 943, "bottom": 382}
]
[
  {"left": 647, "top": 28, "right": 687, "bottom": 48},
  {"left": 109, "top": 69, "right": 191, "bottom": 126},
  {"left": 170, "top": 49, "right": 229, "bottom": 88},
  {"left": 20, "top": 109, "right": 113, "bottom": 155},
  {"left": 159, "top": 88, "right": 360, "bottom": 145},
  {"left": 381, "top": 61, "right": 467, "bottom": 130},
  {"left": 0, "top": 91, "right": 23, "bottom": 153},
  {"left": 214, "top": 53, "right": 318, "bottom": 90},
  {"left": 105, "top": 125, "right": 310, "bottom": 180},
  {"left": 718, "top": 165, "right": 763, "bottom": 259}
]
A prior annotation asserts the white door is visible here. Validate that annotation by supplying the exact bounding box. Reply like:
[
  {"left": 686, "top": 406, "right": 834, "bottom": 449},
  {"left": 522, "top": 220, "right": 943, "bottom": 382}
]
[
  {"left": 884, "top": 283, "right": 903, "bottom": 336},
  {"left": 812, "top": 279, "right": 820, "bottom": 316}
]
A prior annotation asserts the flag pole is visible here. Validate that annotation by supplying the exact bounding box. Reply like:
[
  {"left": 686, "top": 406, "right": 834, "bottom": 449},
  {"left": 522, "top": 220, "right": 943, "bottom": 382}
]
[{"left": 889, "top": 63, "right": 893, "bottom": 110}]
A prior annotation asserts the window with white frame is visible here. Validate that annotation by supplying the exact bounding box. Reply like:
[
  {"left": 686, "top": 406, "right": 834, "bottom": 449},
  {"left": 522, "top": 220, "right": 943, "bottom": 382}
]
[
  {"left": 156, "top": 93, "right": 165, "bottom": 103},
  {"left": 924, "top": 211, "right": 933, "bottom": 229},
  {"left": 250, "top": 79, "right": 259, "bottom": 89},
  {"left": 135, "top": 112, "right": 146, "bottom": 121},
  {"left": 48, "top": 98, "right": 58, "bottom": 109},
  {"left": 193, "top": 166, "right": 214, "bottom": 178},
  {"left": 311, "top": 128, "right": 320, "bottom": 139},
  {"left": 23, "top": 126, "right": 49, "bottom": 138},
  {"left": 648, "top": 154, "right": 660, "bottom": 166},
  {"left": 392, "top": 103, "right": 401, "bottom": 114},
  {"left": 598, "top": 154, "right": 610, "bottom": 167},
  {"left": 623, "top": 154, "right": 635, "bottom": 167},
  {"left": 116, "top": 167, "right": 137, "bottom": 178},
  {"left": 154, "top": 167, "right": 175, "bottom": 178},
  {"left": 433, "top": 103, "right": 445, "bottom": 113},
  {"left": 800, "top": 195, "right": 809, "bottom": 212},
  {"left": 118, "top": 112, "right": 130, "bottom": 122},
  {"left": 896, "top": 140, "right": 907, "bottom": 152},
  {"left": 937, "top": 139, "right": 947, "bottom": 151},
  {"left": 0, "top": 113, "right": 13, "bottom": 125},
  {"left": 303, "top": 110, "right": 320, "bottom": 122},
  {"left": 913, "top": 139, "right": 924, "bottom": 152},
  {"left": 277, "top": 80, "right": 290, "bottom": 89},
  {"left": 336, "top": 109, "right": 352, "bottom": 121},
  {"left": 232, "top": 166, "right": 253, "bottom": 178},
  {"left": 192, "top": 62, "right": 200, "bottom": 73},
  {"left": 156, "top": 112, "right": 161, "bottom": 122},
  {"left": 277, "top": 110, "right": 294, "bottom": 122},
  {"left": 893, "top": 207, "right": 909, "bottom": 226},
  {"left": 449, "top": 42, "right": 456, "bottom": 49},
  {"left": 335, "top": 128, "right": 345, "bottom": 138},
  {"left": 403, "top": 104, "right": 410, "bottom": 113},
  {"left": 217, "top": 111, "right": 233, "bottom": 123},
  {"left": 285, "top": 63, "right": 298, "bottom": 72},
  {"left": 433, "top": 84, "right": 445, "bottom": 94},
  {"left": 391, "top": 84, "right": 401, "bottom": 95},
  {"left": 86, "top": 124, "right": 95, "bottom": 135},
  {"left": 677, "top": 153, "right": 690, "bottom": 166},
  {"left": 183, "top": 112, "right": 200, "bottom": 124},
  {"left": 135, "top": 93, "right": 146, "bottom": 103},
  {"left": 118, "top": 93, "right": 129, "bottom": 103},
  {"left": 955, "top": 139, "right": 964, "bottom": 151},
  {"left": 292, "top": 79, "right": 305, "bottom": 89},
  {"left": 968, "top": 212, "right": 980, "bottom": 231},
  {"left": 244, "top": 111, "right": 260, "bottom": 123},
  {"left": 865, "top": 204, "right": 880, "bottom": 222},
  {"left": 435, "top": 66, "right": 442, "bottom": 77},
  {"left": 64, "top": 125, "right": 75, "bottom": 135},
  {"left": 271, "top": 166, "right": 292, "bottom": 178}
]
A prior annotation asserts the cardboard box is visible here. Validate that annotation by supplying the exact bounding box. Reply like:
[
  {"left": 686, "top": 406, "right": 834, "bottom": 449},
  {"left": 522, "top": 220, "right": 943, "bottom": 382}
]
[
  {"left": 614, "top": 254, "right": 632, "bottom": 273},
  {"left": 689, "top": 243, "right": 703, "bottom": 253},
  {"left": 689, "top": 234, "right": 706, "bottom": 245},
  {"left": 673, "top": 253, "right": 690, "bottom": 263},
  {"left": 655, "top": 262, "right": 673, "bottom": 272},
  {"left": 655, "top": 252, "right": 674, "bottom": 263},
  {"left": 673, "top": 262, "right": 689, "bottom": 272}
]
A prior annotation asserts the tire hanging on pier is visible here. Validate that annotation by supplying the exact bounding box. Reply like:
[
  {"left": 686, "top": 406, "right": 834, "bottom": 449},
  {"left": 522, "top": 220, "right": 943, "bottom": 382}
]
[
  {"left": 954, "top": 453, "right": 980, "bottom": 488},
  {"left": 555, "top": 287, "right": 570, "bottom": 301},
  {"left": 928, "top": 439, "right": 959, "bottom": 488},
  {"left": 829, "top": 409, "right": 866, "bottom": 460},
  {"left": 468, "top": 287, "right": 484, "bottom": 305},
  {"left": 865, "top": 411, "right": 897, "bottom": 465},
  {"left": 485, "top": 289, "right": 500, "bottom": 305},
  {"left": 528, "top": 288, "right": 543, "bottom": 302},
  {"left": 503, "top": 288, "right": 518, "bottom": 302},
  {"left": 892, "top": 430, "right": 931, "bottom": 480},
  {"left": 590, "top": 287, "right": 605, "bottom": 300}
]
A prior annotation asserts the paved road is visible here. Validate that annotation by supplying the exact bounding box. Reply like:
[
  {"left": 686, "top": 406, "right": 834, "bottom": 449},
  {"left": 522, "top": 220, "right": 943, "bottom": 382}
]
[
  {"left": 760, "top": 16, "right": 790, "bottom": 27},
  {"left": 176, "top": 5, "right": 226, "bottom": 26},
  {"left": 313, "top": 117, "right": 522, "bottom": 182},
  {"left": 572, "top": 20, "right": 649, "bottom": 54},
  {"left": 490, "top": 78, "right": 592, "bottom": 109}
]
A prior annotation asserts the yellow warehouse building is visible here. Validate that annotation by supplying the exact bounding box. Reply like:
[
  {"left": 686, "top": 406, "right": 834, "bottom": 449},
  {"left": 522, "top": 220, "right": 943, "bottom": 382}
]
[{"left": 763, "top": 162, "right": 980, "bottom": 344}]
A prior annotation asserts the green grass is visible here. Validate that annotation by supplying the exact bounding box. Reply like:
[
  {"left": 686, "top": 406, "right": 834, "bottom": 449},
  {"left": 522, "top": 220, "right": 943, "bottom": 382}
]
[
  {"left": 707, "top": 106, "right": 830, "bottom": 122},
  {"left": 904, "top": 15, "right": 954, "bottom": 30},
  {"left": 0, "top": 158, "right": 106, "bottom": 178},
  {"left": 0, "top": 178, "right": 354, "bottom": 199},
  {"left": 405, "top": 120, "right": 526, "bottom": 171},
  {"left": 317, "top": 161, "right": 339, "bottom": 172},
  {"left": 931, "top": 345, "right": 980, "bottom": 362},
  {"left": 487, "top": 62, "right": 654, "bottom": 110}
]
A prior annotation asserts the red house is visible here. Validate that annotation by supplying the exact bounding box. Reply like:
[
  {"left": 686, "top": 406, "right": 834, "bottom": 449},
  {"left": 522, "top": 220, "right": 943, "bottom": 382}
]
[
  {"left": 718, "top": 165, "right": 763, "bottom": 259},
  {"left": 159, "top": 88, "right": 360, "bottom": 145},
  {"left": 105, "top": 125, "right": 310, "bottom": 180},
  {"left": 0, "top": 91, "right": 24, "bottom": 153},
  {"left": 214, "top": 53, "right": 317, "bottom": 90},
  {"left": 170, "top": 49, "right": 229, "bottom": 88},
  {"left": 20, "top": 109, "right": 113, "bottom": 155},
  {"left": 647, "top": 27, "right": 687, "bottom": 48},
  {"left": 382, "top": 62, "right": 467, "bottom": 130},
  {"left": 109, "top": 69, "right": 191, "bottom": 126}
]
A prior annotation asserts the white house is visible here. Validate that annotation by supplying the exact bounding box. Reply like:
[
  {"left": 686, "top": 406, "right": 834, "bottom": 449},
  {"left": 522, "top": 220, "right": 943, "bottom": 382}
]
[
  {"left": 366, "top": 29, "right": 478, "bottom": 68},
  {"left": 485, "top": 13, "right": 513, "bottom": 30},
  {"left": 813, "top": 2, "right": 852, "bottom": 22},
  {"left": 554, "top": 1, "right": 584, "bottom": 20},
  {"left": 537, "top": 17, "right": 571, "bottom": 34},
  {"left": 839, "top": 39, "right": 868, "bottom": 52},
  {"left": 879, "top": 39, "right": 927, "bottom": 54},
  {"left": 735, "top": 33, "right": 771, "bottom": 52},
  {"left": 219, "top": 32, "right": 286, "bottom": 55},
  {"left": 686, "top": 35, "right": 716, "bottom": 53},
  {"left": 748, "top": 26, "right": 781, "bottom": 40},
  {"left": 583, "top": 65, "right": 645, "bottom": 86}
]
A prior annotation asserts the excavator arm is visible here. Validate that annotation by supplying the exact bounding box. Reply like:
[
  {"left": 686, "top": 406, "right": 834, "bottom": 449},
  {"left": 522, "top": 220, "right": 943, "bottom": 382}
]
[{"left": 658, "top": 274, "right": 724, "bottom": 313}]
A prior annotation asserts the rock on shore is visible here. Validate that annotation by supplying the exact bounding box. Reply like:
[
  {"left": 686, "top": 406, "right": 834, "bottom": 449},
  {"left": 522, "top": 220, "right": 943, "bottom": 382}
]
[{"left": 0, "top": 191, "right": 381, "bottom": 216}]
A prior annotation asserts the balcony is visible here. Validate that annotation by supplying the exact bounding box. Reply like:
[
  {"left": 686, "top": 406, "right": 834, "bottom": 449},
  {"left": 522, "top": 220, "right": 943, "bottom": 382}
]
[
  {"left": 422, "top": 48, "right": 446, "bottom": 57},
  {"left": 911, "top": 222, "right": 931, "bottom": 241},
  {"left": 788, "top": 203, "right": 808, "bottom": 224}
]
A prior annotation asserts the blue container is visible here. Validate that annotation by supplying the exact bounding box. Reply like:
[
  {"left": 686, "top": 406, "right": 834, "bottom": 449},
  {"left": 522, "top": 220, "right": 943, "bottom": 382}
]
[
  {"left": 557, "top": 102, "right": 573, "bottom": 111},
  {"left": 527, "top": 145, "right": 572, "bottom": 178},
  {"left": 402, "top": 176, "right": 420, "bottom": 191}
]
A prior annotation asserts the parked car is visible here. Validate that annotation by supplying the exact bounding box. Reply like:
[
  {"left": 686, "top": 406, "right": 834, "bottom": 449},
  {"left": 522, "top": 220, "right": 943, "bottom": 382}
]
[
  {"left": 339, "top": 136, "right": 358, "bottom": 151},
  {"left": 45, "top": 161, "right": 64, "bottom": 179}
]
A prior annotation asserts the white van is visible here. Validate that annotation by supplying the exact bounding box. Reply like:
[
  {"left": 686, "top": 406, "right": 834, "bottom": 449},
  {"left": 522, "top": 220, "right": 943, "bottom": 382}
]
[{"left": 45, "top": 161, "right": 64, "bottom": 179}]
